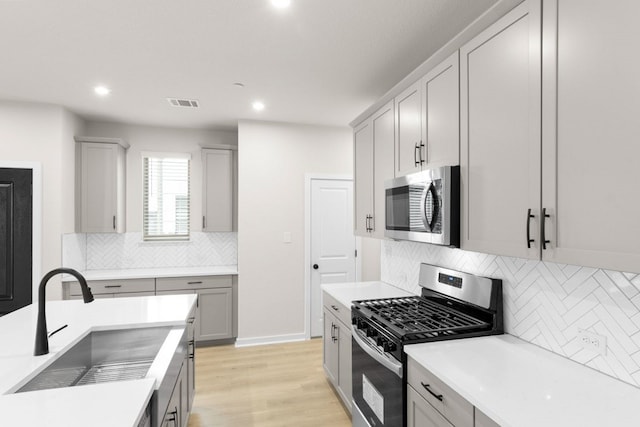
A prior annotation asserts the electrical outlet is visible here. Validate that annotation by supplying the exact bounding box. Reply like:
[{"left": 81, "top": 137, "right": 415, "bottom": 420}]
[{"left": 577, "top": 329, "right": 607, "bottom": 356}]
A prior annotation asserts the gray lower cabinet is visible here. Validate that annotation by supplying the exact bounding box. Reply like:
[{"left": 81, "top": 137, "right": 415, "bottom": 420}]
[
  {"left": 322, "top": 291, "right": 352, "bottom": 413},
  {"left": 407, "top": 356, "right": 500, "bottom": 427},
  {"left": 407, "top": 385, "right": 453, "bottom": 427},
  {"left": 156, "top": 275, "right": 236, "bottom": 343},
  {"left": 162, "top": 361, "right": 186, "bottom": 427},
  {"left": 64, "top": 274, "right": 237, "bottom": 344},
  {"left": 475, "top": 408, "right": 500, "bottom": 427}
]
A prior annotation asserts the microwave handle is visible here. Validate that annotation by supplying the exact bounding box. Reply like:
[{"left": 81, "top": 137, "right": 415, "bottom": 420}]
[{"left": 421, "top": 183, "right": 439, "bottom": 231}]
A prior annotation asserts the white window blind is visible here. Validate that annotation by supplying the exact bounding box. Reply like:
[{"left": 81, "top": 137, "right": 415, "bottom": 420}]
[{"left": 143, "top": 154, "right": 190, "bottom": 240}]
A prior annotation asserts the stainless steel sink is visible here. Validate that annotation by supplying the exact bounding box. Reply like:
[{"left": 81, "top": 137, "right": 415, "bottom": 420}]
[{"left": 16, "top": 326, "right": 173, "bottom": 393}]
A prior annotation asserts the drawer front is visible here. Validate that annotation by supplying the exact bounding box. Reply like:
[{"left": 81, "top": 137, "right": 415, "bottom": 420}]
[
  {"left": 322, "top": 291, "right": 351, "bottom": 327},
  {"left": 69, "top": 278, "right": 155, "bottom": 296},
  {"left": 156, "top": 275, "right": 232, "bottom": 292},
  {"left": 407, "top": 357, "right": 473, "bottom": 427},
  {"left": 407, "top": 385, "right": 453, "bottom": 427}
]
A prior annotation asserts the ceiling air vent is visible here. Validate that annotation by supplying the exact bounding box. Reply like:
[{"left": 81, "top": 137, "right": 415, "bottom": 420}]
[{"left": 167, "top": 98, "right": 200, "bottom": 108}]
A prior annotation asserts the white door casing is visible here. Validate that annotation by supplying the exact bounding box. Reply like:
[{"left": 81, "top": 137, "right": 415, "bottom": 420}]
[{"left": 309, "top": 177, "right": 356, "bottom": 337}]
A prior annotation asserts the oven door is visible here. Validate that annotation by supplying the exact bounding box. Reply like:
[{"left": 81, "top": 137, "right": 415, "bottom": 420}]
[{"left": 351, "top": 326, "right": 403, "bottom": 427}]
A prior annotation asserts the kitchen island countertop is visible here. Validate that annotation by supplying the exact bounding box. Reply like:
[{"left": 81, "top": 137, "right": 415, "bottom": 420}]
[{"left": 0, "top": 294, "right": 197, "bottom": 426}]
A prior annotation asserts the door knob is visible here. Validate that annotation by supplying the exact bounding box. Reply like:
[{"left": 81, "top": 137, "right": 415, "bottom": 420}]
[{"left": 313, "top": 264, "right": 319, "bottom": 270}]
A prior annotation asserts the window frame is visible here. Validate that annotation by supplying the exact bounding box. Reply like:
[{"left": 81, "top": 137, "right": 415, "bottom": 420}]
[{"left": 141, "top": 151, "right": 191, "bottom": 241}]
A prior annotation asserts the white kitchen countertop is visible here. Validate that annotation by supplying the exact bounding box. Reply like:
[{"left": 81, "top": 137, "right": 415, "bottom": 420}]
[
  {"left": 405, "top": 334, "right": 640, "bottom": 427},
  {"left": 0, "top": 379, "right": 155, "bottom": 427},
  {"left": 62, "top": 265, "right": 238, "bottom": 281},
  {"left": 0, "top": 294, "right": 197, "bottom": 426},
  {"left": 322, "top": 280, "right": 415, "bottom": 308}
]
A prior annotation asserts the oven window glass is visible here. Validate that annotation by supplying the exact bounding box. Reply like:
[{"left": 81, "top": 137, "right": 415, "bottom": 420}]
[{"left": 386, "top": 186, "right": 410, "bottom": 230}]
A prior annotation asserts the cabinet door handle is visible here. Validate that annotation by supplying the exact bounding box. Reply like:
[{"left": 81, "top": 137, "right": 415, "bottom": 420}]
[
  {"left": 421, "top": 382, "right": 443, "bottom": 402},
  {"left": 104, "top": 285, "right": 122, "bottom": 289},
  {"left": 542, "top": 208, "right": 551, "bottom": 250},
  {"left": 331, "top": 305, "right": 339, "bottom": 312},
  {"left": 112, "top": 215, "right": 116, "bottom": 230},
  {"left": 414, "top": 143, "right": 420, "bottom": 166},
  {"left": 526, "top": 208, "right": 535, "bottom": 248},
  {"left": 202, "top": 215, "right": 206, "bottom": 229},
  {"left": 419, "top": 141, "right": 425, "bottom": 165}
]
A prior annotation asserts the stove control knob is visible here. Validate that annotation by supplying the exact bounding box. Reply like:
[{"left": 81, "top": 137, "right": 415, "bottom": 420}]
[
  {"left": 383, "top": 341, "right": 397, "bottom": 352},
  {"left": 376, "top": 336, "right": 384, "bottom": 347},
  {"left": 351, "top": 317, "right": 357, "bottom": 325},
  {"left": 366, "top": 327, "right": 376, "bottom": 338}
]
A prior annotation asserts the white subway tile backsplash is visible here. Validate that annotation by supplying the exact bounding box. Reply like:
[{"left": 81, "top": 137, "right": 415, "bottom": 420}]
[
  {"left": 380, "top": 239, "right": 640, "bottom": 388},
  {"left": 63, "top": 231, "right": 237, "bottom": 270}
]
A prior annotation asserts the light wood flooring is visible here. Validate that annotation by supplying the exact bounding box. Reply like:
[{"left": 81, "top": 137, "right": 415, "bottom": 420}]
[{"left": 187, "top": 338, "right": 352, "bottom": 427}]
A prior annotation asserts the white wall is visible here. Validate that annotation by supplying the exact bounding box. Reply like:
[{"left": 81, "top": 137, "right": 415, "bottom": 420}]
[
  {"left": 83, "top": 121, "right": 237, "bottom": 232},
  {"left": 0, "top": 100, "right": 82, "bottom": 300},
  {"left": 237, "top": 120, "right": 352, "bottom": 343}
]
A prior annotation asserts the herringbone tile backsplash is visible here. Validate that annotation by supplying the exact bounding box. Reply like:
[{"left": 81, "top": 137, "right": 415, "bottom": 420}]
[
  {"left": 381, "top": 239, "right": 640, "bottom": 388},
  {"left": 63, "top": 232, "right": 237, "bottom": 270}
]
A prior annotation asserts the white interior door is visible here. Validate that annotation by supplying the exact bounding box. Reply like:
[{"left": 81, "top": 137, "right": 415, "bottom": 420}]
[{"left": 310, "top": 179, "right": 356, "bottom": 337}]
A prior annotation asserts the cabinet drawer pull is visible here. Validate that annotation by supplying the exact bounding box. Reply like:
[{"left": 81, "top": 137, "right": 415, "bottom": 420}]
[
  {"left": 526, "top": 208, "right": 535, "bottom": 248},
  {"left": 104, "top": 285, "right": 122, "bottom": 289},
  {"left": 187, "top": 281, "right": 203, "bottom": 285},
  {"left": 187, "top": 317, "right": 195, "bottom": 324},
  {"left": 421, "top": 382, "right": 443, "bottom": 402},
  {"left": 331, "top": 305, "right": 339, "bottom": 312}
]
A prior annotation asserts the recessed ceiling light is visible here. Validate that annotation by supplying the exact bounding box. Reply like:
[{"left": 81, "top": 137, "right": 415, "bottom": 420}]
[
  {"left": 271, "top": 0, "right": 291, "bottom": 9},
  {"left": 252, "top": 101, "right": 265, "bottom": 111},
  {"left": 94, "top": 86, "right": 111, "bottom": 96}
]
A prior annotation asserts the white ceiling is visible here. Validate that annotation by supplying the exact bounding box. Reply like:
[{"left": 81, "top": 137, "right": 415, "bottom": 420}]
[{"left": 0, "top": 0, "right": 497, "bottom": 131}]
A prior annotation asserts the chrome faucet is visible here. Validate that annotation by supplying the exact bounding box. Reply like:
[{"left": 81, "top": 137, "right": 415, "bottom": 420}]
[{"left": 34, "top": 268, "right": 94, "bottom": 356}]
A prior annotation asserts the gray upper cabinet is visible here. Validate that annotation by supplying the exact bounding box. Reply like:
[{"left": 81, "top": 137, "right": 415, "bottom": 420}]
[
  {"left": 460, "top": 0, "right": 541, "bottom": 259},
  {"left": 353, "top": 102, "right": 395, "bottom": 238},
  {"left": 353, "top": 119, "right": 373, "bottom": 237},
  {"left": 75, "top": 137, "right": 128, "bottom": 233},
  {"left": 420, "top": 51, "right": 460, "bottom": 168},
  {"left": 541, "top": 0, "right": 640, "bottom": 273},
  {"left": 202, "top": 148, "right": 234, "bottom": 232},
  {"left": 395, "top": 82, "right": 423, "bottom": 176}
]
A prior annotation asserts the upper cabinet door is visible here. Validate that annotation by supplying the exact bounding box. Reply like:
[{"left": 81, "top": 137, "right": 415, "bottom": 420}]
[
  {"left": 77, "top": 141, "right": 126, "bottom": 233},
  {"left": 541, "top": 0, "right": 640, "bottom": 272},
  {"left": 202, "top": 148, "right": 234, "bottom": 232},
  {"left": 353, "top": 120, "right": 373, "bottom": 237},
  {"left": 460, "top": 0, "right": 541, "bottom": 259},
  {"left": 395, "top": 82, "right": 423, "bottom": 176},
  {"left": 421, "top": 51, "right": 460, "bottom": 168},
  {"left": 371, "top": 101, "right": 395, "bottom": 238}
]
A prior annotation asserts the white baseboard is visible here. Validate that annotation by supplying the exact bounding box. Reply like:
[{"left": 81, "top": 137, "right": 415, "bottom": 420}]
[{"left": 234, "top": 332, "right": 308, "bottom": 348}]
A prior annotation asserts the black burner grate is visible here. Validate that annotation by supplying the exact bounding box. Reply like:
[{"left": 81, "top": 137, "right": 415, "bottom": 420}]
[{"left": 358, "top": 296, "right": 489, "bottom": 335}]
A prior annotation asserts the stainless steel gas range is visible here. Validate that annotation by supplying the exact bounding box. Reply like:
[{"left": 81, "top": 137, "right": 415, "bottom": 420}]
[{"left": 351, "top": 263, "right": 503, "bottom": 427}]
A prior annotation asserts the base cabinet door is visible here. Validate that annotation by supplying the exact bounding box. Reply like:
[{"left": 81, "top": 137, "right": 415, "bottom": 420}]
[
  {"left": 323, "top": 309, "right": 340, "bottom": 385},
  {"left": 407, "top": 385, "right": 453, "bottom": 427},
  {"left": 197, "top": 288, "right": 233, "bottom": 341},
  {"left": 336, "top": 318, "right": 352, "bottom": 412}
]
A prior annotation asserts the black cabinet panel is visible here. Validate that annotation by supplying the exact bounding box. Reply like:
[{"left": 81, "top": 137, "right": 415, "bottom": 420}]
[{"left": 0, "top": 168, "right": 32, "bottom": 316}]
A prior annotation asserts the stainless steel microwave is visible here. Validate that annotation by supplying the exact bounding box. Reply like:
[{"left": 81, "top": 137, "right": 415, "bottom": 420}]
[{"left": 384, "top": 166, "right": 460, "bottom": 246}]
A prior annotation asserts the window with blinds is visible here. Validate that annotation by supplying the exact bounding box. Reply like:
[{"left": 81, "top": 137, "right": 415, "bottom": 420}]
[{"left": 143, "top": 154, "right": 190, "bottom": 240}]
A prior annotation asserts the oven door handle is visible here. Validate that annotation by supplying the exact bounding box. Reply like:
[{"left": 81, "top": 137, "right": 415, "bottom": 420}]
[{"left": 351, "top": 326, "right": 403, "bottom": 378}]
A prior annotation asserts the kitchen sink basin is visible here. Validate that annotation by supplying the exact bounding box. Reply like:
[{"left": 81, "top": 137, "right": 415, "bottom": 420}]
[{"left": 16, "top": 326, "right": 174, "bottom": 393}]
